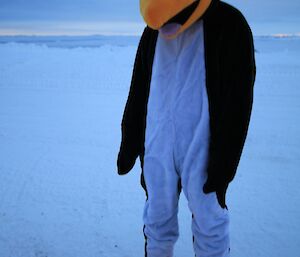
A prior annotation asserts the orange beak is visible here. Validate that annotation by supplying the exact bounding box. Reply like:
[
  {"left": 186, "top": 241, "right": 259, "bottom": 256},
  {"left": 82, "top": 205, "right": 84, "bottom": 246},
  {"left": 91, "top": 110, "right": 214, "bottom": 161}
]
[{"left": 140, "top": 0, "right": 212, "bottom": 39}]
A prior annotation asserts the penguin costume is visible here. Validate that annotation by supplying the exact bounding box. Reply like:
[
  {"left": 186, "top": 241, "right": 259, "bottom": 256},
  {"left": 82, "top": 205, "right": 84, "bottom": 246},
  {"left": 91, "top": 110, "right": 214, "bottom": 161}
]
[{"left": 117, "top": 0, "right": 256, "bottom": 256}]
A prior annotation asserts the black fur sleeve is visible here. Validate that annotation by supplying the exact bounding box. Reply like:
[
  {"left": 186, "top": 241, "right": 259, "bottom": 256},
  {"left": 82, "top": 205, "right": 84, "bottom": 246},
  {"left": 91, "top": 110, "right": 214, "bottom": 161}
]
[
  {"left": 117, "top": 27, "right": 149, "bottom": 175},
  {"left": 203, "top": 10, "right": 256, "bottom": 192}
]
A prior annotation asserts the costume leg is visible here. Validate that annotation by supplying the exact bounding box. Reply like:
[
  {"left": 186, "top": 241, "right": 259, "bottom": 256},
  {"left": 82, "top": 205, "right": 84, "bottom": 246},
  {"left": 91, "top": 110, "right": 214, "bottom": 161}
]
[
  {"left": 140, "top": 120, "right": 181, "bottom": 257},
  {"left": 175, "top": 131, "right": 230, "bottom": 257},
  {"left": 173, "top": 72, "right": 230, "bottom": 256}
]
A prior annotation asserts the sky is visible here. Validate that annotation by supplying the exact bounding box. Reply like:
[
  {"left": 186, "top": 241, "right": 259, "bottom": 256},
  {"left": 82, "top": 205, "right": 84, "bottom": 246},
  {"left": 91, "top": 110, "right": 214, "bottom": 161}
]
[{"left": 0, "top": 0, "right": 299, "bottom": 36}]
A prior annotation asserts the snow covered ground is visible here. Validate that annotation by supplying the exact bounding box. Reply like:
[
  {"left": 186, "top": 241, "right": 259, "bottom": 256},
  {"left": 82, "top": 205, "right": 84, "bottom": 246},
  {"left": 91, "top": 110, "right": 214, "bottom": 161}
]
[{"left": 0, "top": 35, "right": 299, "bottom": 257}]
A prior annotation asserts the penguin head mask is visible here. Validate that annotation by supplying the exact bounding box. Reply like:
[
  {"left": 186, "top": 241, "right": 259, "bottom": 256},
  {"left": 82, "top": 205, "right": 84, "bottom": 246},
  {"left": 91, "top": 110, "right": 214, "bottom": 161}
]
[{"left": 140, "top": 0, "right": 213, "bottom": 39}]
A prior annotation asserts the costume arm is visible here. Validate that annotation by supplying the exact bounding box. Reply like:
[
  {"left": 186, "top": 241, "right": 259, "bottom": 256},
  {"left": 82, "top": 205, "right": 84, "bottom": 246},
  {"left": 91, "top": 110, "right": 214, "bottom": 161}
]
[
  {"left": 203, "top": 16, "right": 256, "bottom": 193},
  {"left": 117, "top": 27, "right": 149, "bottom": 175}
]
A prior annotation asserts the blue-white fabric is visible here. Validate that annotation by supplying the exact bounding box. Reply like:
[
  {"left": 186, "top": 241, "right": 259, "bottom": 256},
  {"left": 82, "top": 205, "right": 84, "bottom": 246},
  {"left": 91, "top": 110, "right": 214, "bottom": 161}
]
[{"left": 142, "top": 19, "right": 230, "bottom": 257}]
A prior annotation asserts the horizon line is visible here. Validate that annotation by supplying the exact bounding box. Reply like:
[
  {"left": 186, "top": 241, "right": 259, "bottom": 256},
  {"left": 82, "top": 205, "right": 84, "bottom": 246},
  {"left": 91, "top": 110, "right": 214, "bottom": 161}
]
[
  {"left": 0, "top": 33, "right": 300, "bottom": 38},
  {"left": 1, "top": 20, "right": 300, "bottom": 37}
]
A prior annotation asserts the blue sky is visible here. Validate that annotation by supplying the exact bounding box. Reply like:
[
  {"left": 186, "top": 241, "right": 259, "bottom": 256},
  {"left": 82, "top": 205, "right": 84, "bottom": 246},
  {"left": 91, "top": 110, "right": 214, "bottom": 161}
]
[{"left": 0, "top": 0, "right": 299, "bottom": 35}]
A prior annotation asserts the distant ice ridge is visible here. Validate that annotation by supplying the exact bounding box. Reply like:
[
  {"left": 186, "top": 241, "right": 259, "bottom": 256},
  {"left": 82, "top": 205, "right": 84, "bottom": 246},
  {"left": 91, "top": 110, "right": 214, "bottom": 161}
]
[
  {"left": 262, "top": 32, "right": 300, "bottom": 38},
  {"left": 0, "top": 35, "right": 140, "bottom": 48},
  {"left": 0, "top": 33, "right": 299, "bottom": 49}
]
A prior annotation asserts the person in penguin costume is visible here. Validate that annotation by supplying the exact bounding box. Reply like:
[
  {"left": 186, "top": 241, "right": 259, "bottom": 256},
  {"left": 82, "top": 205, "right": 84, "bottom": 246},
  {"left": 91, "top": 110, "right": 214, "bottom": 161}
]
[{"left": 117, "top": 0, "right": 256, "bottom": 256}]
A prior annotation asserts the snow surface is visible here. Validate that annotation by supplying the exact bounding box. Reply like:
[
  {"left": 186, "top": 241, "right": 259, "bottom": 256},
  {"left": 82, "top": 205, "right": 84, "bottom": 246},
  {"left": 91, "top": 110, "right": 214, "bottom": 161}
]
[{"left": 0, "top": 36, "right": 299, "bottom": 257}]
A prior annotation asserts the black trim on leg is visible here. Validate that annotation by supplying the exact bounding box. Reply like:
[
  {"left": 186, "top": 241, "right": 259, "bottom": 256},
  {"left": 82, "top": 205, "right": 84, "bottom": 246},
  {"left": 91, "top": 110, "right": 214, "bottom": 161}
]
[
  {"left": 140, "top": 169, "right": 148, "bottom": 200},
  {"left": 140, "top": 152, "right": 148, "bottom": 256},
  {"left": 192, "top": 213, "right": 197, "bottom": 257},
  {"left": 143, "top": 224, "right": 148, "bottom": 257},
  {"left": 177, "top": 178, "right": 182, "bottom": 198},
  {"left": 140, "top": 152, "right": 148, "bottom": 199}
]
